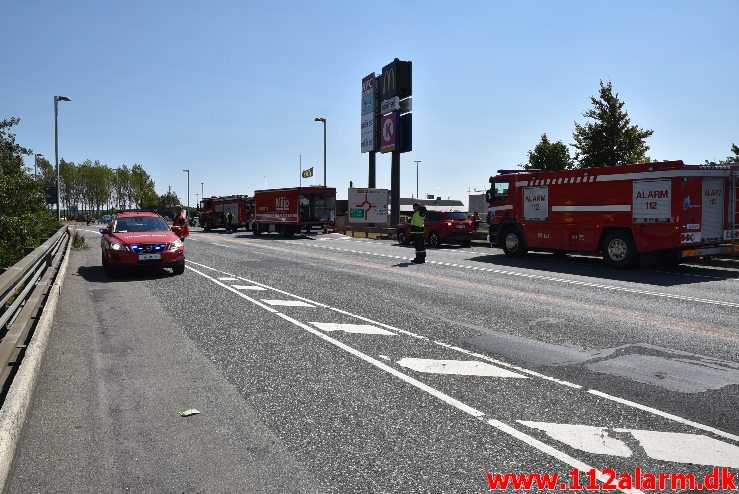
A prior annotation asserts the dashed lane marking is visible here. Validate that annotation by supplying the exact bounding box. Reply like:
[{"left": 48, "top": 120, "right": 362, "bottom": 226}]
[
  {"left": 289, "top": 242, "right": 739, "bottom": 309},
  {"left": 397, "top": 357, "right": 527, "bottom": 378},
  {"left": 230, "top": 285, "right": 267, "bottom": 291},
  {"left": 218, "top": 277, "right": 238, "bottom": 281},
  {"left": 310, "top": 322, "right": 396, "bottom": 335},
  {"left": 186, "top": 259, "right": 739, "bottom": 444},
  {"left": 262, "top": 299, "right": 315, "bottom": 307}
]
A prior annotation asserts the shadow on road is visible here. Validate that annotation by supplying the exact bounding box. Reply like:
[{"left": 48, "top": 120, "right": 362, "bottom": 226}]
[
  {"left": 466, "top": 251, "right": 738, "bottom": 286},
  {"left": 76, "top": 265, "right": 175, "bottom": 283}
]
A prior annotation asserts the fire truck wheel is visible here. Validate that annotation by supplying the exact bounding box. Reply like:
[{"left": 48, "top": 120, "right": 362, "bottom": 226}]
[
  {"left": 502, "top": 228, "right": 526, "bottom": 257},
  {"left": 603, "top": 231, "right": 637, "bottom": 268},
  {"left": 428, "top": 232, "right": 441, "bottom": 248},
  {"left": 397, "top": 230, "right": 408, "bottom": 245}
]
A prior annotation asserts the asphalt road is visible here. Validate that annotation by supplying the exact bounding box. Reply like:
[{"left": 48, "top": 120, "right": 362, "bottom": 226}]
[{"left": 6, "top": 227, "right": 739, "bottom": 493}]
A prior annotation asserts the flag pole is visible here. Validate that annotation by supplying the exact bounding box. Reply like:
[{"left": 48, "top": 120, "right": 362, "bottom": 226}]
[{"left": 300, "top": 154, "right": 302, "bottom": 188}]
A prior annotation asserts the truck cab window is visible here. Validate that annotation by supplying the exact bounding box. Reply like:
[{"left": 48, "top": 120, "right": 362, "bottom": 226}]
[{"left": 488, "top": 181, "right": 509, "bottom": 202}]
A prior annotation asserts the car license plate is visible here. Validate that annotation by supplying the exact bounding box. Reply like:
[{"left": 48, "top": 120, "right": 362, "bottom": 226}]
[
  {"left": 139, "top": 254, "right": 161, "bottom": 260},
  {"left": 455, "top": 225, "right": 466, "bottom": 229}
]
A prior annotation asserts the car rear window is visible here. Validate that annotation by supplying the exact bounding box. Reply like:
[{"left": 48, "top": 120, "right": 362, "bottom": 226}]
[
  {"left": 445, "top": 212, "right": 469, "bottom": 221},
  {"left": 113, "top": 216, "right": 169, "bottom": 233}
]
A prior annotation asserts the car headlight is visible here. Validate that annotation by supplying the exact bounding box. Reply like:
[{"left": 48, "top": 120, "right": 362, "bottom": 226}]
[
  {"left": 169, "top": 239, "right": 184, "bottom": 251},
  {"left": 110, "top": 242, "right": 129, "bottom": 251}
]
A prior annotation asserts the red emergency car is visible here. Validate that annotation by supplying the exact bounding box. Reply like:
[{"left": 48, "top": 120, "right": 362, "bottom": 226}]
[
  {"left": 397, "top": 211, "right": 474, "bottom": 247},
  {"left": 100, "top": 210, "right": 185, "bottom": 276}
]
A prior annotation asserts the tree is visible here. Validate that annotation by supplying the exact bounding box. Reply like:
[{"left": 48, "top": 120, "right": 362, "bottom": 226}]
[
  {"left": 158, "top": 191, "right": 181, "bottom": 216},
  {"left": 572, "top": 81, "right": 654, "bottom": 168},
  {"left": 525, "top": 134, "right": 573, "bottom": 171},
  {"left": 129, "top": 164, "right": 156, "bottom": 208},
  {"left": 0, "top": 117, "right": 31, "bottom": 176},
  {"left": 0, "top": 117, "right": 56, "bottom": 267}
]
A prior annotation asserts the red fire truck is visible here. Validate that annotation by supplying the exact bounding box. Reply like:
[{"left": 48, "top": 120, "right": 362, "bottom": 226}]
[
  {"left": 486, "top": 161, "right": 739, "bottom": 267},
  {"left": 250, "top": 187, "right": 336, "bottom": 236},
  {"left": 198, "top": 195, "right": 251, "bottom": 231}
]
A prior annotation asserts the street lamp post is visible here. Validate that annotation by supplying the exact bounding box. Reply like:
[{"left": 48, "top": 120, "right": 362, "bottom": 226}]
[
  {"left": 314, "top": 117, "right": 326, "bottom": 187},
  {"left": 182, "top": 169, "right": 190, "bottom": 209},
  {"left": 414, "top": 160, "right": 421, "bottom": 198},
  {"left": 54, "top": 95, "right": 71, "bottom": 221},
  {"left": 34, "top": 153, "right": 43, "bottom": 178},
  {"left": 195, "top": 193, "right": 199, "bottom": 210},
  {"left": 201, "top": 182, "right": 204, "bottom": 202}
]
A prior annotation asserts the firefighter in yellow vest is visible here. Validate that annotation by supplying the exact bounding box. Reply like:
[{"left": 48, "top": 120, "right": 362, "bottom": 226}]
[{"left": 410, "top": 202, "right": 427, "bottom": 264}]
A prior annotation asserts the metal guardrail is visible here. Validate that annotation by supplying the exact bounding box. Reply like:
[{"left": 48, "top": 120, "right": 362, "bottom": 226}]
[{"left": 0, "top": 226, "right": 69, "bottom": 401}]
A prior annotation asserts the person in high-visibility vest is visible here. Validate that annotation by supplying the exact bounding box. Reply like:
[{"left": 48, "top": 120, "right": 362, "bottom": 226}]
[
  {"left": 410, "top": 202, "right": 427, "bottom": 264},
  {"left": 226, "top": 210, "right": 234, "bottom": 232}
]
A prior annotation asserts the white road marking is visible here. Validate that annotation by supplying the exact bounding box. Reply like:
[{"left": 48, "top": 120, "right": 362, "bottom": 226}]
[
  {"left": 588, "top": 390, "right": 739, "bottom": 442},
  {"left": 218, "top": 277, "right": 238, "bottom": 281},
  {"left": 378, "top": 355, "right": 390, "bottom": 361},
  {"left": 397, "top": 358, "right": 526, "bottom": 378},
  {"left": 518, "top": 421, "right": 632, "bottom": 457},
  {"left": 262, "top": 299, "right": 315, "bottom": 307},
  {"left": 613, "top": 429, "right": 739, "bottom": 468},
  {"left": 487, "top": 420, "right": 643, "bottom": 494},
  {"left": 310, "top": 322, "right": 396, "bottom": 335},
  {"left": 186, "top": 260, "right": 739, "bottom": 445},
  {"left": 230, "top": 285, "right": 267, "bottom": 291},
  {"left": 289, "top": 242, "right": 739, "bottom": 309},
  {"left": 187, "top": 262, "right": 663, "bottom": 492},
  {"left": 186, "top": 267, "right": 278, "bottom": 313},
  {"left": 433, "top": 341, "right": 581, "bottom": 389}
]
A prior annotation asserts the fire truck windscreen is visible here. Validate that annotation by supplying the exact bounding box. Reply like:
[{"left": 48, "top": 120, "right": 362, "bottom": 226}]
[{"left": 492, "top": 181, "right": 510, "bottom": 201}]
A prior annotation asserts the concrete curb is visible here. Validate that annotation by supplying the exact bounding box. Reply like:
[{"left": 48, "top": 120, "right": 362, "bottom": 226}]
[{"left": 0, "top": 230, "right": 72, "bottom": 491}]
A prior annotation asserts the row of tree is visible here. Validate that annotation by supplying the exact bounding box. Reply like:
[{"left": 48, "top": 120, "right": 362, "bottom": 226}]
[
  {"left": 524, "top": 81, "right": 738, "bottom": 171},
  {"left": 34, "top": 154, "right": 181, "bottom": 218}
]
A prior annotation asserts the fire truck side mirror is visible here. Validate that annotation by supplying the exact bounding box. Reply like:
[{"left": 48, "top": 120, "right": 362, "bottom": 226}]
[{"left": 486, "top": 189, "right": 494, "bottom": 203}]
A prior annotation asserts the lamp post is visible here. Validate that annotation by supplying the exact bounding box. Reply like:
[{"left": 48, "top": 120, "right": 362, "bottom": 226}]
[
  {"left": 201, "top": 182, "right": 204, "bottom": 202},
  {"left": 414, "top": 160, "right": 421, "bottom": 198},
  {"left": 182, "top": 169, "right": 190, "bottom": 209},
  {"left": 34, "top": 153, "right": 43, "bottom": 178},
  {"left": 54, "top": 95, "right": 71, "bottom": 221},
  {"left": 195, "top": 193, "right": 199, "bottom": 210},
  {"left": 314, "top": 117, "right": 326, "bottom": 187}
]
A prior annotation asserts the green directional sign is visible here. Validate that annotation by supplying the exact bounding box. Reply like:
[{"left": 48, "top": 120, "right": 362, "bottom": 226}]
[{"left": 349, "top": 208, "right": 365, "bottom": 219}]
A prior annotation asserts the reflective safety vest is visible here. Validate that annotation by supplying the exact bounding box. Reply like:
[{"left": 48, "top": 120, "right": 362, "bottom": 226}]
[{"left": 411, "top": 210, "right": 425, "bottom": 230}]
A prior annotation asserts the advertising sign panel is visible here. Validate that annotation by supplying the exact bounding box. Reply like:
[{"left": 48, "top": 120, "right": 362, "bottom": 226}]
[
  {"left": 361, "top": 73, "right": 375, "bottom": 153},
  {"left": 380, "top": 112, "right": 397, "bottom": 153},
  {"left": 348, "top": 188, "right": 389, "bottom": 223}
]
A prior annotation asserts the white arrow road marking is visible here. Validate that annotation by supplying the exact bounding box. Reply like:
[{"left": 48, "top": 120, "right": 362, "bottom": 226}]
[
  {"left": 310, "top": 322, "right": 396, "bottom": 335},
  {"left": 518, "top": 421, "right": 739, "bottom": 468},
  {"left": 230, "top": 285, "right": 267, "bottom": 291},
  {"left": 397, "top": 358, "right": 527, "bottom": 378},
  {"left": 518, "top": 421, "right": 632, "bottom": 457},
  {"left": 613, "top": 429, "right": 739, "bottom": 468},
  {"left": 261, "top": 299, "right": 315, "bottom": 307},
  {"left": 218, "top": 277, "right": 238, "bottom": 281}
]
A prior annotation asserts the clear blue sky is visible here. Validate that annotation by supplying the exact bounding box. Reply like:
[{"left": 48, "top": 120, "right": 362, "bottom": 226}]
[{"left": 4, "top": 0, "right": 738, "bottom": 207}]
